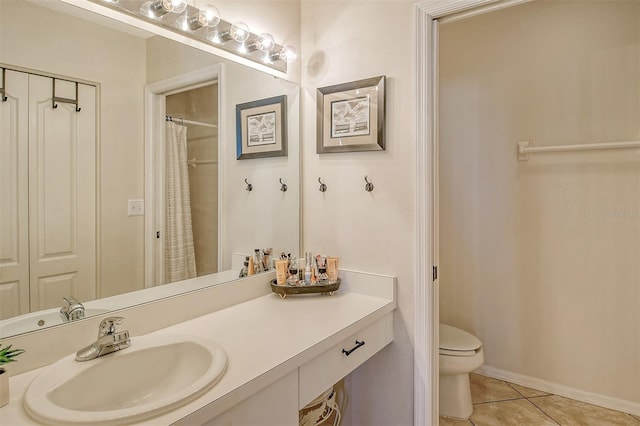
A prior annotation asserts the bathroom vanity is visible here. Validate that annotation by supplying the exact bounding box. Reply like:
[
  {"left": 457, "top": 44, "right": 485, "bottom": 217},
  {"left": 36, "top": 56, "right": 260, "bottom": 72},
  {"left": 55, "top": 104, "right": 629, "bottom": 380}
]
[{"left": 0, "top": 270, "right": 395, "bottom": 425}]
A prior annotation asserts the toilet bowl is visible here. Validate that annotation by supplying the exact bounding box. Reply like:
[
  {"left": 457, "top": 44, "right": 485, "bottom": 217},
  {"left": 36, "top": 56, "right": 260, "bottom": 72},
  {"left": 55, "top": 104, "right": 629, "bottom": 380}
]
[{"left": 439, "top": 324, "right": 484, "bottom": 420}]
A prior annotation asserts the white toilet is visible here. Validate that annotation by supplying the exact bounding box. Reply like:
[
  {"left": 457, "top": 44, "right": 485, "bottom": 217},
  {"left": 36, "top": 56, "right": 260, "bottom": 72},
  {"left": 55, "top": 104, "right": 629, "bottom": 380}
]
[{"left": 439, "top": 324, "right": 484, "bottom": 420}]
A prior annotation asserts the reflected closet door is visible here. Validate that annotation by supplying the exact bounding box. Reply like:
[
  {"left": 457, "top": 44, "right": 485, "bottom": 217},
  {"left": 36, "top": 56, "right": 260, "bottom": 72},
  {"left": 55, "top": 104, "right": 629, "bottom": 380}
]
[
  {"left": 28, "top": 75, "right": 97, "bottom": 311},
  {"left": 0, "top": 70, "right": 29, "bottom": 319}
]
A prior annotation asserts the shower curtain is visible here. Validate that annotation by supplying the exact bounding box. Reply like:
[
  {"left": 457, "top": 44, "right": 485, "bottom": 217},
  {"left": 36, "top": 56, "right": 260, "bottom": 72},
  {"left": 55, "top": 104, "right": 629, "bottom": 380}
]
[{"left": 165, "top": 121, "right": 197, "bottom": 283}]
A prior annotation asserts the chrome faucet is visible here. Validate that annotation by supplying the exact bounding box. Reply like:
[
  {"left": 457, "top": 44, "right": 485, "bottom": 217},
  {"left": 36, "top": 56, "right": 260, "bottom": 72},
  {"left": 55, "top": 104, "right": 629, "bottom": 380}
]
[
  {"left": 60, "top": 296, "right": 85, "bottom": 322},
  {"left": 75, "top": 317, "right": 131, "bottom": 362}
]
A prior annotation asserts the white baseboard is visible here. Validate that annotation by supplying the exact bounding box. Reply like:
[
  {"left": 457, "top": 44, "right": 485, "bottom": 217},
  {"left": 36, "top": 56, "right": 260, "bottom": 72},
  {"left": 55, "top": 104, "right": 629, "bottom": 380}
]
[{"left": 476, "top": 365, "right": 640, "bottom": 417}]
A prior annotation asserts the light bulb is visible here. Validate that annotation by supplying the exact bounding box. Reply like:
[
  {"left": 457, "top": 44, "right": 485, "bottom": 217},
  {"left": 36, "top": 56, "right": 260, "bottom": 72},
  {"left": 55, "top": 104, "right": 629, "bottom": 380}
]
[
  {"left": 218, "top": 22, "right": 250, "bottom": 44},
  {"left": 252, "top": 33, "right": 275, "bottom": 52},
  {"left": 271, "top": 45, "right": 297, "bottom": 63},
  {"left": 188, "top": 4, "right": 220, "bottom": 31},
  {"left": 167, "top": 0, "right": 187, "bottom": 13},
  {"left": 229, "top": 22, "right": 250, "bottom": 43},
  {"left": 148, "top": 0, "right": 187, "bottom": 17}
]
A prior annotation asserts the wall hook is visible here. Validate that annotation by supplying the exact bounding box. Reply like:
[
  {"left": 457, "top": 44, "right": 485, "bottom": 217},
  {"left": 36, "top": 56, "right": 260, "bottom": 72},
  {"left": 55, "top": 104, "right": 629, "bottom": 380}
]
[
  {"left": 1, "top": 68, "right": 7, "bottom": 102},
  {"left": 279, "top": 178, "right": 287, "bottom": 192},
  {"left": 244, "top": 178, "right": 253, "bottom": 192},
  {"left": 364, "top": 176, "right": 374, "bottom": 192},
  {"left": 318, "top": 177, "right": 327, "bottom": 192}
]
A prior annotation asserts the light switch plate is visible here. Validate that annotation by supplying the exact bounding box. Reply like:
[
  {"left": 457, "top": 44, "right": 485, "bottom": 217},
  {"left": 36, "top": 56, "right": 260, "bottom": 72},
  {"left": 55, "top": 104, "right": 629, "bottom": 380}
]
[{"left": 128, "top": 199, "right": 144, "bottom": 216}]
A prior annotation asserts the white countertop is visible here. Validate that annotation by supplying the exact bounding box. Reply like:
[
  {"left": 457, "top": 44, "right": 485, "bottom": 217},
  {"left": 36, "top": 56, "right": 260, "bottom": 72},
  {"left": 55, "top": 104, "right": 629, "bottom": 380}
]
[{"left": 0, "top": 270, "right": 395, "bottom": 425}]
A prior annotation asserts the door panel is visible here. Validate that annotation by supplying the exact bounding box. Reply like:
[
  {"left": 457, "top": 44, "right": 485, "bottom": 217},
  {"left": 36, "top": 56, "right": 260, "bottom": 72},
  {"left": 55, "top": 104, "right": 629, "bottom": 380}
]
[
  {"left": 0, "top": 70, "right": 29, "bottom": 319},
  {"left": 28, "top": 75, "right": 96, "bottom": 311}
]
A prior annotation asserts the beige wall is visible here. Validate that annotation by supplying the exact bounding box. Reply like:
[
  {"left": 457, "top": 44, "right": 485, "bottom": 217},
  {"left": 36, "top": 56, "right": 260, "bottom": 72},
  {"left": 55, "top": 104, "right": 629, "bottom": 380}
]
[
  {"left": 0, "top": 0, "right": 147, "bottom": 299},
  {"left": 439, "top": 1, "right": 640, "bottom": 404},
  {"left": 300, "top": 1, "right": 415, "bottom": 424}
]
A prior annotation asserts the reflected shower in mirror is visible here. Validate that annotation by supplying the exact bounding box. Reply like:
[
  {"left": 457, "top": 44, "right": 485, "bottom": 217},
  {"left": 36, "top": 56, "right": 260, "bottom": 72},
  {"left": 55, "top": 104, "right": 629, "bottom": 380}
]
[{"left": 0, "top": 0, "right": 300, "bottom": 338}]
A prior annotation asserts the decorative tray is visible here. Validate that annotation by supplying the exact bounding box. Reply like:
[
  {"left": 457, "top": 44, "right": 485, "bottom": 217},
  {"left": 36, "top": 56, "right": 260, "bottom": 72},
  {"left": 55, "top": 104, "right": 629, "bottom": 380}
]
[{"left": 270, "top": 278, "right": 341, "bottom": 299}]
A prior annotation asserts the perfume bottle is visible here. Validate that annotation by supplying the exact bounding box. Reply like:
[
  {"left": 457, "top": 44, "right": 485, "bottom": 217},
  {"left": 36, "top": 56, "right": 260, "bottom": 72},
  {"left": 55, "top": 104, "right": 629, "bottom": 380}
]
[{"left": 287, "top": 256, "right": 299, "bottom": 285}]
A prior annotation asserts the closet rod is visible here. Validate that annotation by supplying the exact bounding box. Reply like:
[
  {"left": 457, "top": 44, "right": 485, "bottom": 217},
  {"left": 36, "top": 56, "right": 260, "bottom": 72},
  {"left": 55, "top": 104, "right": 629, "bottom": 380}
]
[
  {"left": 165, "top": 115, "right": 217, "bottom": 129},
  {"left": 518, "top": 140, "right": 640, "bottom": 160}
]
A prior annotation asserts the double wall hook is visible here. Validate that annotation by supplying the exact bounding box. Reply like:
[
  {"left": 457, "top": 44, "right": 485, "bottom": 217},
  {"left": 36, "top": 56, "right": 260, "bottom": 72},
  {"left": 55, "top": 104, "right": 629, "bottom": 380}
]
[
  {"left": 364, "top": 176, "right": 374, "bottom": 192},
  {"left": 279, "top": 178, "right": 287, "bottom": 192},
  {"left": 244, "top": 178, "right": 253, "bottom": 192},
  {"left": 52, "top": 79, "right": 81, "bottom": 112},
  {"left": 318, "top": 177, "right": 327, "bottom": 192}
]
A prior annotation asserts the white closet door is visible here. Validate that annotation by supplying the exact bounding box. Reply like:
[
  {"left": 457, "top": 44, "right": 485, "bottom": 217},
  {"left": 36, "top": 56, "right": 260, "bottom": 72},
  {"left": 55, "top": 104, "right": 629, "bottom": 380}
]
[
  {"left": 0, "top": 70, "right": 30, "bottom": 319},
  {"left": 28, "top": 75, "right": 96, "bottom": 311}
]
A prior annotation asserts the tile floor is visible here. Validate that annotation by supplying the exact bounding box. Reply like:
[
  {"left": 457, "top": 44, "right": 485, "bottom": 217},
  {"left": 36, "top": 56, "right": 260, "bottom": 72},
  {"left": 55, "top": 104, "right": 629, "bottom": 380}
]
[{"left": 439, "top": 373, "right": 640, "bottom": 426}]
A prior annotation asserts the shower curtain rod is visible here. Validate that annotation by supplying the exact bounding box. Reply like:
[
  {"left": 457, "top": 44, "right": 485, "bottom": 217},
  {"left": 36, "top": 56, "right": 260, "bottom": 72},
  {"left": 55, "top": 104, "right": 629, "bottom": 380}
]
[
  {"left": 518, "top": 140, "right": 640, "bottom": 160},
  {"left": 165, "top": 115, "right": 218, "bottom": 129}
]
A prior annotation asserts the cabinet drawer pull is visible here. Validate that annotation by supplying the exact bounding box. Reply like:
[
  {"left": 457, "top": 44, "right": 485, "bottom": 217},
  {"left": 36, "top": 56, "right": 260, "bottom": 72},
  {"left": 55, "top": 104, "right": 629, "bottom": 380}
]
[{"left": 342, "top": 340, "right": 365, "bottom": 356}]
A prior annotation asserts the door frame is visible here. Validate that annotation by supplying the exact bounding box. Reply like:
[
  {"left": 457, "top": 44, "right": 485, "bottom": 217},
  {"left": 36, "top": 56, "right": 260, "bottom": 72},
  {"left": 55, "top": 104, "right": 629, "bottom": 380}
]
[
  {"left": 414, "top": 1, "right": 533, "bottom": 424},
  {"left": 144, "top": 64, "right": 224, "bottom": 288}
]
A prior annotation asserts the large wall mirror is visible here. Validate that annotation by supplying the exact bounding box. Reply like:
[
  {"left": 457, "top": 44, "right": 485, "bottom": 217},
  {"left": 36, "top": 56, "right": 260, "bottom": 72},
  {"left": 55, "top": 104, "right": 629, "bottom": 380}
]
[{"left": 0, "top": 0, "right": 300, "bottom": 338}]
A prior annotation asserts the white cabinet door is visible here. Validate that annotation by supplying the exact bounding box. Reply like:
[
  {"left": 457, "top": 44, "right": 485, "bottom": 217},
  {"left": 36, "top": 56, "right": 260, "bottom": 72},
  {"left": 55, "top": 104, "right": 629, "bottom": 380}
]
[
  {"left": 27, "top": 75, "right": 96, "bottom": 311},
  {"left": 0, "top": 70, "right": 30, "bottom": 319}
]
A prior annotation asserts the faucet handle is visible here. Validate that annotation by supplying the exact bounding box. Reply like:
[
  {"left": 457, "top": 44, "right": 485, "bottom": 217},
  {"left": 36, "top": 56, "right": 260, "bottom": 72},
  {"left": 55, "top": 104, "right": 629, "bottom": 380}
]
[
  {"left": 60, "top": 296, "right": 85, "bottom": 321},
  {"left": 99, "top": 317, "right": 125, "bottom": 337}
]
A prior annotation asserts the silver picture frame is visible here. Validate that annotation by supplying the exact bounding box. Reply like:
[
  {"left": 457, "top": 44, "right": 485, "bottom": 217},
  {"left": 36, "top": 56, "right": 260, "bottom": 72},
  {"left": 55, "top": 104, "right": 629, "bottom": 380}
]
[
  {"left": 236, "top": 95, "right": 287, "bottom": 159},
  {"left": 316, "top": 76, "right": 385, "bottom": 153}
]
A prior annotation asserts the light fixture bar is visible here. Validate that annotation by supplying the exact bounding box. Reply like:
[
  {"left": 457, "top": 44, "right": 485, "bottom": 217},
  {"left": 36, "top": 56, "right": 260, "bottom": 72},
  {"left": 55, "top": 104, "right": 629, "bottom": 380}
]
[{"left": 92, "top": 0, "right": 292, "bottom": 73}]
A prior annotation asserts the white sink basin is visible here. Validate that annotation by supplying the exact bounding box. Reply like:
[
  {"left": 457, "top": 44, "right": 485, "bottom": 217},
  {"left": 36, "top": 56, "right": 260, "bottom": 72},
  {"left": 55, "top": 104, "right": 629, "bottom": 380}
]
[
  {"left": 24, "top": 334, "right": 228, "bottom": 425},
  {"left": 0, "top": 308, "right": 110, "bottom": 338}
]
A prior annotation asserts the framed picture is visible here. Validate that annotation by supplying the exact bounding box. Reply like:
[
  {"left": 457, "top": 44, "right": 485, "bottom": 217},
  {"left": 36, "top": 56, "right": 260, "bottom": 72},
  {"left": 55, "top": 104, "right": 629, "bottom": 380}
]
[
  {"left": 236, "top": 95, "right": 287, "bottom": 159},
  {"left": 316, "top": 75, "right": 385, "bottom": 153}
]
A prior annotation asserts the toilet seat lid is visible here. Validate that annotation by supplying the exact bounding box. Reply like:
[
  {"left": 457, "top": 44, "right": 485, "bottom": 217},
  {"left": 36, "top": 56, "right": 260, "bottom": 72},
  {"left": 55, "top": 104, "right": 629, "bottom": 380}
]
[{"left": 439, "top": 324, "right": 482, "bottom": 352}]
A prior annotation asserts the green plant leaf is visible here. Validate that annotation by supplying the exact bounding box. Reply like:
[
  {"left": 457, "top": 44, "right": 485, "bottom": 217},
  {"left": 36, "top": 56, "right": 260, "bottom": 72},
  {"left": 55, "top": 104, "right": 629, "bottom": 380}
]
[{"left": 0, "top": 344, "right": 25, "bottom": 365}]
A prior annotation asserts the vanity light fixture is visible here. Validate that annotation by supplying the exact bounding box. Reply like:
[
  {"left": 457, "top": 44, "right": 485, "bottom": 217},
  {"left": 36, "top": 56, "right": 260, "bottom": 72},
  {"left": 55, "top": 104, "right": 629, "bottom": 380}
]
[
  {"left": 95, "top": 0, "right": 295, "bottom": 72},
  {"left": 187, "top": 4, "right": 220, "bottom": 31}
]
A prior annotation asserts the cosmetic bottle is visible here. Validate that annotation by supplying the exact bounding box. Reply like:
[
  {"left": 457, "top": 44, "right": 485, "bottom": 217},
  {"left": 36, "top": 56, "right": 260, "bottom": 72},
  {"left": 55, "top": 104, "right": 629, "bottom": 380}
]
[
  {"left": 298, "top": 258, "right": 305, "bottom": 282},
  {"left": 248, "top": 256, "right": 255, "bottom": 275},
  {"left": 254, "top": 249, "right": 263, "bottom": 273},
  {"left": 327, "top": 257, "right": 340, "bottom": 282},
  {"left": 262, "top": 248, "right": 272, "bottom": 271},
  {"left": 275, "top": 260, "right": 288, "bottom": 285},
  {"left": 287, "top": 257, "right": 299, "bottom": 285},
  {"left": 316, "top": 255, "right": 329, "bottom": 282},
  {"left": 304, "top": 252, "right": 312, "bottom": 284},
  {"left": 310, "top": 257, "right": 318, "bottom": 284},
  {"left": 239, "top": 257, "right": 249, "bottom": 278}
]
